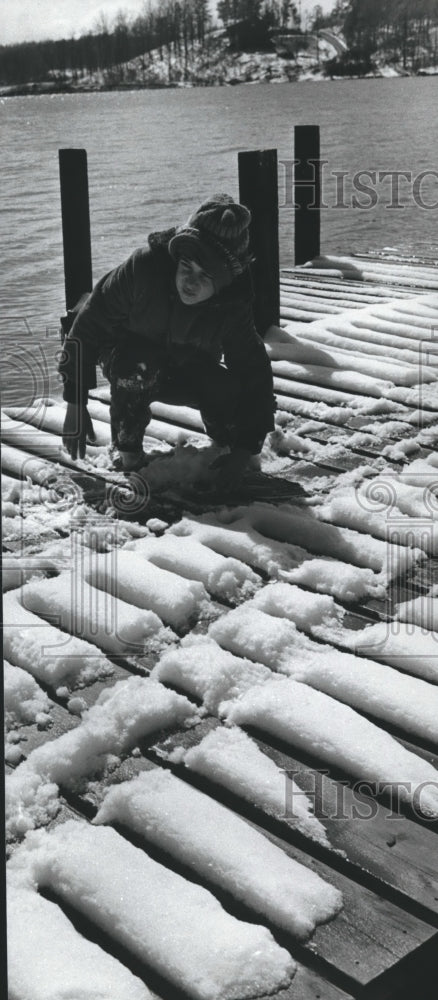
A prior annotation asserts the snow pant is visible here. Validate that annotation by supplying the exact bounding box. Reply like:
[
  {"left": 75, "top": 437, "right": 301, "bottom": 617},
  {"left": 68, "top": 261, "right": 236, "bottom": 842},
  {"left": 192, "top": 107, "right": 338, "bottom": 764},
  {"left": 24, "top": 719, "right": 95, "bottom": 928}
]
[{"left": 99, "top": 342, "right": 241, "bottom": 454}]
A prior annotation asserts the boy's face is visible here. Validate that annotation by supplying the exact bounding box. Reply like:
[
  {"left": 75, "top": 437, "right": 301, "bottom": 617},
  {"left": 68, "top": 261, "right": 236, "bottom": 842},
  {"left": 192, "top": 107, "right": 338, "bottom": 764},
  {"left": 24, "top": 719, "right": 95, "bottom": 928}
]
[{"left": 175, "top": 257, "right": 215, "bottom": 305}]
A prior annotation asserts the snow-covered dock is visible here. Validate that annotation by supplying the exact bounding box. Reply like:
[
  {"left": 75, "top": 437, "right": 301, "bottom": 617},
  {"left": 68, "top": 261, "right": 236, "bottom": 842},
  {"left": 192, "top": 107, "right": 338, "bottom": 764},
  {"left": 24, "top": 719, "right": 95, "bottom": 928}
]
[{"left": 3, "top": 250, "right": 438, "bottom": 1000}]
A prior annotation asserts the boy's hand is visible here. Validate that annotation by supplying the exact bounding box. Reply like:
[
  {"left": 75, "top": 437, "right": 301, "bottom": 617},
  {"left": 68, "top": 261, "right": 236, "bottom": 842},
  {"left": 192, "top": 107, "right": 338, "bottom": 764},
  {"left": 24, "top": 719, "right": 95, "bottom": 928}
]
[
  {"left": 62, "top": 403, "right": 96, "bottom": 460},
  {"left": 209, "top": 448, "right": 251, "bottom": 491}
]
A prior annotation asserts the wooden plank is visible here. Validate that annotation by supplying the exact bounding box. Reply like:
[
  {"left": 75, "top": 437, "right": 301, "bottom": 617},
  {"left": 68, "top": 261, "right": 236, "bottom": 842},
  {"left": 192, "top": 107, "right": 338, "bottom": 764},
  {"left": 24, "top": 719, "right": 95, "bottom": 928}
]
[
  {"left": 150, "top": 720, "right": 438, "bottom": 922},
  {"left": 259, "top": 964, "right": 354, "bottom": 1000},
  {"left": 77, "top": 744, "right": 438, "bottom": 993}
]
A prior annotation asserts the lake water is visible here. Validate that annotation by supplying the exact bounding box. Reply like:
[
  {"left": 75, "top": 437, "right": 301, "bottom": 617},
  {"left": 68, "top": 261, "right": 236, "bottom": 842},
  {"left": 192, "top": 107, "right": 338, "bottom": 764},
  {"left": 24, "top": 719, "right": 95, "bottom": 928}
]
[{"left": 1, "top": 77, "right": 438, "bottom": 405}]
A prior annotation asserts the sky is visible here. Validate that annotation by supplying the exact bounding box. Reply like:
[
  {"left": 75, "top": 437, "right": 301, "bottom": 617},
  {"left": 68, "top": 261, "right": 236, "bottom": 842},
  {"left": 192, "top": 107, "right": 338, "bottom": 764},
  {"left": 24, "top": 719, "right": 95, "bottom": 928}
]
[{"left": 0, "top": 0, "right": 336, "bottom": 46}]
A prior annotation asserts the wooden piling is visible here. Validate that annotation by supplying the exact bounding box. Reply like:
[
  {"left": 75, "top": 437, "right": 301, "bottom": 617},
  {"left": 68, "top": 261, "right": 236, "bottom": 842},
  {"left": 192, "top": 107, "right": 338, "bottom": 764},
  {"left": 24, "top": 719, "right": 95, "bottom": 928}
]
[
  {"left": 238, "top": 148, "right": 280, "bottom": 335},
  {"left": 294, "top": 125, "right": 321, "bottom": 266},
  {"left": 58, "top": 149, "right": 93, "bottom": 312}
]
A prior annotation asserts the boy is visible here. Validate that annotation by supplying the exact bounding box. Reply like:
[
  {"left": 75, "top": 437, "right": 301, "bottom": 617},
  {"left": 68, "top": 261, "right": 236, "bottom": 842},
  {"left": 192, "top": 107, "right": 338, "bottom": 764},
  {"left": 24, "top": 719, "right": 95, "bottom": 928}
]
[{"left": 60, "top": 193, "right": 276, "bottom": 489}]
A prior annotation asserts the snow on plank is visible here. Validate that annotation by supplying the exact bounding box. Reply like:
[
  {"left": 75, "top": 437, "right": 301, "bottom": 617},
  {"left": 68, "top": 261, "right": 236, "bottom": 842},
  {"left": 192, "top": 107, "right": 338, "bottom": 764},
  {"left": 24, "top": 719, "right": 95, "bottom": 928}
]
[
  {"left": 84, "top": 550, "right": 210, "bottom": 630},
  {"left": 169, "top": 723, "right": 330, "bottom": 846},
  {"left": 4, "top": 402, "right": 111, "bottom": 446},
  {"left": 87, "top": 389, "right": 206, "bottom": 445},
  {"left": 5, "top": 677, "right": 198, "bottom": 840},
  {"left": 1, "top": 411, "right": 103, "bottom": 463},
  {"left": 267, "top": 340, "right": 435, "bottom": 389},
  {"left": 297, "top": 256, "right": 438, "bottom": 290},
  {"left": 280, "top": 273, "right": 412, "bottom": 299},
  {"left": 396, "top": 595, "right": 438, "bottom": 631},
  {"left": 317, "top": 484, "right": 437, "bottom": 556},
  {"left": 95, "top": 768, "right": 343, "bottom": 938},
  {"left": 345, "top": 622, "right": 438, "bottom": 683},
  {"left": 153, "top": 635, "right": 438, "bottom": 817},
  {"left": 197, "top": 504, "right": 421, "bottom": 578},
  {"left": 224, "top": 677, "right": 438, "bottom": 819},
  {"left": 1, "top": 441, "right": 58, "bottom": 484},
  {"left": 208, "top": 596, "right": 438, "bottom": 737},
  {"left": 128, "top": 533, "right": 261, "bottom": 602},
  {"left": 7, "top": 884, "right": 153, "bottom": 1000},
  {"left": 152, "top": 717, "right": 438, "bottom": 921},
  {"left": 92, "top": 761, "right": 438, "bottom": 993},
  {"left": 8, "top": 820, "right": 296, "bottom": 1000},
  {"left": 2, "top": 553, "right": 61, "bottom": 592},
  {"left": 4, "top": 660, "right": 52, "bottom": 732},
  {"left": 3, "top": 589, "right": 114, "bottom": 689},
  {"left": 295, "top": 319, "right": 434, "bottom": 359},
  {"left": 22, "top": 571, "right": 174, "bottom": 656},
  {"left": 169, "top": 515, "right": 388, "bottom": 601}
]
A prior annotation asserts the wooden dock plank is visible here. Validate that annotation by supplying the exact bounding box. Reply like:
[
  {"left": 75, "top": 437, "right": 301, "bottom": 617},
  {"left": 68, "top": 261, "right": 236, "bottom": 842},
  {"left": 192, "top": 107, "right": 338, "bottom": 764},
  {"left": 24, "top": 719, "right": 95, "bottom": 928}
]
[
  {"left": 4, "top": 256, "right": 438, "bottom": 1000},
  {"left": 70, "top": 747, "right": 438, "bottom": 993},
  {"left": 149, "top": 718, "right": 438, "bottom": 922}
]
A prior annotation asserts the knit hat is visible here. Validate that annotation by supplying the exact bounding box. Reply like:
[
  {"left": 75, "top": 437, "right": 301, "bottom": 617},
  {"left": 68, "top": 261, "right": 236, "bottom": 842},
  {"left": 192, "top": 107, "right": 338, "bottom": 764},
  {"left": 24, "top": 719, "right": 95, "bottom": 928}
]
[{"left": 168, "top": 194, "right": 251, "bottom": 292}]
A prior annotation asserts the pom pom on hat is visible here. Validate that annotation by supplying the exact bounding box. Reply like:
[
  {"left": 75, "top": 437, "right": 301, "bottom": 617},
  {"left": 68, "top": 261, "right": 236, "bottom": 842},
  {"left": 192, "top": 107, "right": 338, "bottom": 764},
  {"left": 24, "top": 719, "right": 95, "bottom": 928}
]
[
  {"left": 169, "top": 193, "right": 252, "bottom": 291},
  {"left": 188, "top": 193, "right": 251, "bottom": 259}
]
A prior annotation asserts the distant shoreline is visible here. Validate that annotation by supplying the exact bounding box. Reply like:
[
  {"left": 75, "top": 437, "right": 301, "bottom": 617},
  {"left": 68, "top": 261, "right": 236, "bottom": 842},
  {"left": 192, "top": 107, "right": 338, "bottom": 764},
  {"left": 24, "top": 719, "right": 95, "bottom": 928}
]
[{"left": 2, "top": 69, "right": 437, "bottom": 98}]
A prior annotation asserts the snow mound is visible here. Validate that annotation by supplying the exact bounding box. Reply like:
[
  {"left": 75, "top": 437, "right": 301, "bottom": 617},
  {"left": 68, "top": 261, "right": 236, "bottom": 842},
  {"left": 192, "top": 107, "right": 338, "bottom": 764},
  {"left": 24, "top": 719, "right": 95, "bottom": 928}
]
[
  {"left": 9, "top": 820, "right": 296, "bottom": 1000},
  {"left": 176, "top": 725, "right": 330, "bottom": 846},
  {"left": 22, "top": 572, "right": 174, "bottom": 656},
  {"left": 6, "top": 678, "right": 198, "bottom": 840},
  {"left": 225, "top": 678, "right": 438, "bottom": 818},
  {"left": 170, "top": 514, "right": 383, "bottom": 601},
  {"left": 4, "top": 661, "right": 52, "bottom": 730},
  {"left": 127, "top": 533, "right": 260, "bottom": 602},
  {"left": 152, "top": 634, "right": 272, "bottom": 715},
  {"left": 7, "top": 884, "right": 152, "bottom": 1000},
  {"left": 95, "top": 769, "right": 342, "bottom": 937},
  {"left": 84, "top": 550, "right": 210, "bottom": 630},
  {"left": 3, "top": 590, "right": 114, "bottom": 689}
]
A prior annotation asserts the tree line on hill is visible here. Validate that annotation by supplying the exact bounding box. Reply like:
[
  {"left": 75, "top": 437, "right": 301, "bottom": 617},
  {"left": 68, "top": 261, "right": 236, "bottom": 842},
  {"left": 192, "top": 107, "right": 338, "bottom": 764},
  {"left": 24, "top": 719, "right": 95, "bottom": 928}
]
[
  {"left": 1, "top": 0, "right": 438, "bottom": 87},
  {"left": 330, "top": 0, "right": 438, "bottom": 74}
]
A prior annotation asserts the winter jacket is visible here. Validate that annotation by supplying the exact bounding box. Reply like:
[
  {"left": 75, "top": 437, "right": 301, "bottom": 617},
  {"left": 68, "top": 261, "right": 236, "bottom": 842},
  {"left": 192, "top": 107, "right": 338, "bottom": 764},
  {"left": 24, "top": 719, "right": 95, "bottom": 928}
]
[{"left": 59, "top": 228, "right": 276, "bottom": 452}]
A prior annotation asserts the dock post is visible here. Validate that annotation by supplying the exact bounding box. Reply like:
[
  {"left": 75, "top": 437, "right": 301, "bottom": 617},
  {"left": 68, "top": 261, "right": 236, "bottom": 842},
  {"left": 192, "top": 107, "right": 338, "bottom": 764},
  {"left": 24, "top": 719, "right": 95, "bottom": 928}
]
[
  {"left": 58, "top": 148, "right": 93, "bottom": 313},
  {"left": 294, "top": 125, "right": 321, "bottom": 265},
  {"left": 238, "top": 148, "right": 280, "bottom": 335}
]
